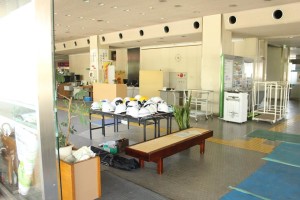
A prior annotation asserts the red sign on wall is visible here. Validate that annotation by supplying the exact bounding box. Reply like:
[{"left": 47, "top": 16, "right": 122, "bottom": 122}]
[{"left": 57, "top": 61, "right": 69, "bottom": 67}]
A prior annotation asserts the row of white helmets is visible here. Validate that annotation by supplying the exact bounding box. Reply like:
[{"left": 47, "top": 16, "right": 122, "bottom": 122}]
[{"left": 91, "top": 95, "right": 173, "bottom": 118}]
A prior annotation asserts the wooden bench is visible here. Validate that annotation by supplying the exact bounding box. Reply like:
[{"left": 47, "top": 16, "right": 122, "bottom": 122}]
[{"left": 125, "top": 128, "right": 213, "bottom": 174}]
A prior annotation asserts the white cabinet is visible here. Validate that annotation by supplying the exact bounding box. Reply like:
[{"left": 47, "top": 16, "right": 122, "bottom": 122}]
[{"left": 224, "top": 92, "right": 248, "bottom": 123}]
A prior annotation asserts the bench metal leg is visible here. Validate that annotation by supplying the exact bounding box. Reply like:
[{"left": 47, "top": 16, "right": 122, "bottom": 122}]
[{"left": 89, "top": 113, "right": 92, "bottom": 140}]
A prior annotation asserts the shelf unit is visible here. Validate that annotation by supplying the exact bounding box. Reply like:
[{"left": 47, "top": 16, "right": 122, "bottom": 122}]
[
  {"left": 184, "top": 90, "right": 214, "bottom": 121},
  {"left": 252, "top": 81, "right": 289, "bottom": 124}
]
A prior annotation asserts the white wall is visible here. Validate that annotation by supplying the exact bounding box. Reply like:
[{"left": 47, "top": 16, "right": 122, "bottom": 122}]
[
  {"left": 69, "top": 53, "right": 90, "bottom": 82},
  {"left": 140, "top": 43, "right": 202, "bottom": 89},
  {"left": 267, "top": 46, "right": 283, "bottom": 81}
]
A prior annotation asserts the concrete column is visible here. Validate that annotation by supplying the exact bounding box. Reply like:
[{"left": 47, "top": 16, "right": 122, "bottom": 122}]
[
  {"left": 89, "top": 35, "right": 109, "bottom": 83},
  {"left": 201, "top": 14, "right": 233, "bottom": 114}
]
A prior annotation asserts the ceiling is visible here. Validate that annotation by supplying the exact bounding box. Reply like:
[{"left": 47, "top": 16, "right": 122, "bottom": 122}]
[{"left": 54, "top": 0, "right": 300, "bottom": 55}]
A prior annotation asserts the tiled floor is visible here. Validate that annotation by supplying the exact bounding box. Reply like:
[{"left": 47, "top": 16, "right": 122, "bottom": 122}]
[{"left": 65, "top": 99, "right": 300, "bottom": 200}]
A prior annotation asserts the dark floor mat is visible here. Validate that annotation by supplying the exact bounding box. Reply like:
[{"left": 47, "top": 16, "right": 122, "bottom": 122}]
[
  {"left": 99, "top": 170, "right": 168, "bottom": 200},
  {"left": 247, "top": 129, "right": 300, "bottom": 143}
]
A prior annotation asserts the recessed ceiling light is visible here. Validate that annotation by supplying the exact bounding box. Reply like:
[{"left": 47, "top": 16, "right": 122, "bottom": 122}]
[
  {"left": 67, "top": 25, "right": 71, "bottom": 28},
  {"left": 161, "top": 17, "right": 165, "bottom": 20},
  {"left": 125, "top": 24, "right": 129, "bottom": 27},
  {"left": 289, "top": 36, "right": 294, "bottom": 39},
  {"left": 56, "top": 23, "right": 60, "bottom": 26},
  {"left": 91, "top": 18, "right": 96, "bottom": 21},
  {"left": 83, "top": 0, "right": 89, "bottom": 2},
  {"left": 149, "top": 6, "right": 154, "bottom": 10},
  {"left": 111, "top": 6, "right": 118, "bottom": 9},
  {"left": 79, "top": 16, "right": 84, "bottom": 19},
  {"left": 81, "top": 27, "right": 85, "bottom": 29},
  {"left": 65, "top": 14, "right": 71, "bottom": 17},
  {"left": 98, "top": 3, "right": 104, "bottom": 6},
  {"left": 106, "top": 21, "right": 110, "bottom": 23},
  {"left": 123, "top": 9, "right": 130, "bottom": 12},
  {"left": 54, "top": 12, "right": 57, "bottom": 15}
]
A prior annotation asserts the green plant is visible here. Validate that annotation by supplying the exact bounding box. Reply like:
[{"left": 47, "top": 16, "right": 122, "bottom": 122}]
[
  {"left": 173, "top": 94, "right": 192, "bottom": 130},
  {"left": 57, "top": 90, "right": 89, "bottom": 147}
]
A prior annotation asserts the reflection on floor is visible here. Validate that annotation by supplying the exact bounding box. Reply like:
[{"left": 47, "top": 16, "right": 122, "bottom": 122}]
[{"left": 61, "top": 99, "right": 300, "bottom": 200}]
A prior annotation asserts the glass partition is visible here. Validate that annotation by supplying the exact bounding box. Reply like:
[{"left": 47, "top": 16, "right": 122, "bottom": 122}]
[{"left": 0, "top": 0, "right": 59, "bottom": 199}]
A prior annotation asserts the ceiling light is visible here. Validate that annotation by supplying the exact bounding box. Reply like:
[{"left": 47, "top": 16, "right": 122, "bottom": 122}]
[
  {"left": 54, "top": 12, "right": 57, "bottom": 15},
  {"left": 79, "top": 16, "right": 84, "bottom": 19},
  {"left": 91, "top": 18, "right": 96, "bottom": 21},
  {"left": 106, "top": 21, "right": 110, "bottom": 23},
  {"left": 83, "top": 0, "right": 89, "bottom": 2},
  {"left": 111, "top": 6, "right": 118, "bottom": 9},
  {"left": 65, "top": 14, "right": 71, "bottom": 17},
  {"left": 125, "top": 25, "right": 129, "bottom": 27},
  {"left": 81, "top": 27, "right": 85, "bottom": 29},
  {"left": 123, "top": 9, "right": 130, "bottom": 12},
  {"left": 161, "top": 17, "right": 165, "bottom": 20},
  {"left": 174, "top": 5, "right": 182, "bottom": 8},
  {"left": 98, "top": 3, "right": 104, "bottom": 6},
  {"left": 149, "top": 6, "right": 154, "bottom": 10}
]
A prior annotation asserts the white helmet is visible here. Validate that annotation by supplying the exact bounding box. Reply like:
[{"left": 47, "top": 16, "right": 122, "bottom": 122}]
[
  {"left": 151, "top": 96, "right": 163, "bottom": 104},
  {"left": 114, "top": 104, "right": 127, "bottom": 114},
  {"left": 126, "top": 107, "right": 139, "bottom": 118},
  {"left": 144, "top": 99, "right": 155, "bottom": 106},
  {"left": 134, "top": 94, "right": 142, "bottom": 101},
  {"left": 127, "top": 100, "right": 139, "bottom": 109},
  {"left": 111, "top": 97, "right": 123, "bottom": 106},
  {"left": 138, "top": 107, "right": 151, "bottom": 117},
  {"left": 157, "top": 103, "right": 169, "bottom": 113},
  {"left": 144, "top": 103, "right": 157, "bottom": 114},
  {"left": 91, "top": 102, "right": 101, "bottom": 110},
  {"left": 102, "top": 102, "right": 115, "bottom": 112}
]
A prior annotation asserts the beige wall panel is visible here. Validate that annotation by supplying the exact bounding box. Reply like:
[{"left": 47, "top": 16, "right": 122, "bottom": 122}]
[
  {"left": 267, "top": 46, "right": 283, "bottom": 81},
  {"left": 224, "top": 2, "right": 300, "bottom": 29},
  {"left": 93, "top": 83, "right": 127, "bottom": 102},
  {"left": 55, "top": 37, "right": 89, "bottom": 54},
  {"left": 139, "top": 70, "right": 164, "bottom": 97},
  {"left": 140, "top": 44, "right": 201, "bottom": 89},
  {"left": 100, "top": 18, "right": 202, "bottom": 45},
  {"left": 69, "top": 53, "right": 90, "bottom": 82},
  {"left": 233, "top": 38, "right": 258, "bottom": 59}
]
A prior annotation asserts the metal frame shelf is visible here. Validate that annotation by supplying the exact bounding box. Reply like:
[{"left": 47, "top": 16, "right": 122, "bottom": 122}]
[
  {"left": 252, "top": 81, "right": 289, "bottom": 124},
  {"left": 184, "top": 90, "right": 214, "bottom": 121}
]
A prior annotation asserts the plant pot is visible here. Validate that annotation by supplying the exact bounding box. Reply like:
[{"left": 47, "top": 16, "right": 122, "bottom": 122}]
[{"left": 59, "top": 145, "right": 73, "bottom": 160}]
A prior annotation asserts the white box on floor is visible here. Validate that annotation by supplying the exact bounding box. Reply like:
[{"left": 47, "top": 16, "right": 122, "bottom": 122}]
[{"left": 223, "top": 91, "right": 248, "bottom": 123}]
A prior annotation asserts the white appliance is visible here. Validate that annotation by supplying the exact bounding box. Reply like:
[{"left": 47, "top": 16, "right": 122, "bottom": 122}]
[{"left": 223, "top": 91, "right": 248, "bottom": 123}]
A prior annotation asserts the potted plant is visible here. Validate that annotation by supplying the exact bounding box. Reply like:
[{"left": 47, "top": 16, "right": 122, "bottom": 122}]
[
  {"left": 173, "top": 94, "right": 192, "bottom": 131},
  {"left": 55, "top": 69, "right": 89, "bottom": 160}
]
